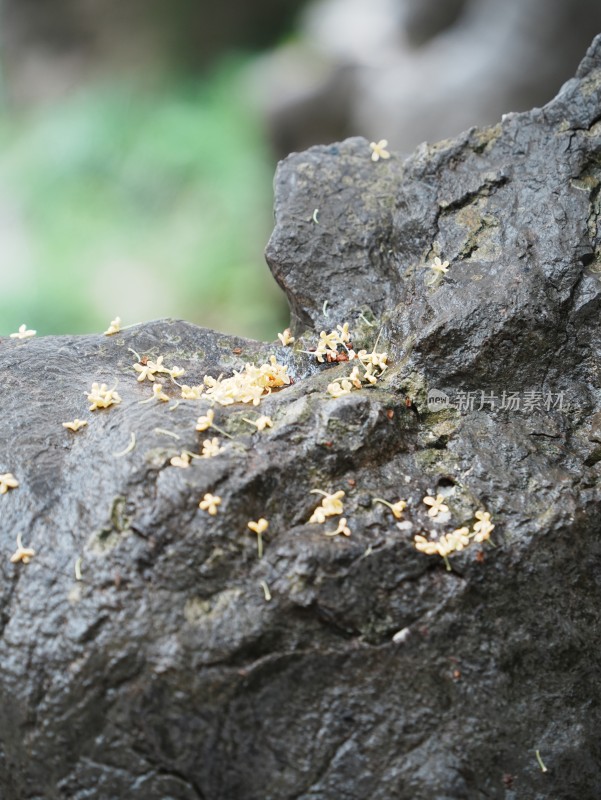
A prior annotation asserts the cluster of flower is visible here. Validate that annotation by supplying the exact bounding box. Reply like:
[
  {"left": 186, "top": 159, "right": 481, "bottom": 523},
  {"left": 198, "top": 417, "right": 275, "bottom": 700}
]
[
  {"left": 133, "top": 355, "right": 185, "bottom": 383},
  {"left": 203, "top": 356, "right": 291, "bottom": 406},
  {"left": 308, "top": 490, "right": 351, "bottom": 536},
  {"left": 308, "top": 322, "right": 389, "bottom": 398},
  {"left": 414, "top": 510, "right": 495, "bottom": 570},
  {"left": 314, "top": 323, "right": 353, "bottom": 363},
  {"left": 327, "top": 351, "right": 388, "bottom": 397},
  {"left": 87, "top": 382, "right": 121, "bottom": 411}
]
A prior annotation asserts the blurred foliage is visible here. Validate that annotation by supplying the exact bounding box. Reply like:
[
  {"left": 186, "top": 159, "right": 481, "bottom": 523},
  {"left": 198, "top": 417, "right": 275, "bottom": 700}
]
[{"left": 0, "top": 59, "right": 288, "bottom": 340}]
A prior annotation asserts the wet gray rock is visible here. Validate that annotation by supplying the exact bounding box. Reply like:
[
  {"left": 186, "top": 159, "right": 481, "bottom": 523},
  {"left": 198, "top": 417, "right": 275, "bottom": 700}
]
[{"left": 1, "top": 36, "right": 601, "bottom": 800}]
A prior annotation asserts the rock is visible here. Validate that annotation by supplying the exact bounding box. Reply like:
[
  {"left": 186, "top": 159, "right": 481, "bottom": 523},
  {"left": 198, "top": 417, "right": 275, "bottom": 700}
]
[{"left": 1, "top": 35, "right": 601, "bottom": 800}]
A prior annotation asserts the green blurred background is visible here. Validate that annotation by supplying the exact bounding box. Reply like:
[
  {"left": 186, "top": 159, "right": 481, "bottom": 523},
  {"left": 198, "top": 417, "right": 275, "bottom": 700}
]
[
  {"left": 1, "top": 0, "right": 595, "bottom": 341},
  {"left": 0, "top": 0, "right": 297, "bottom": 341}
]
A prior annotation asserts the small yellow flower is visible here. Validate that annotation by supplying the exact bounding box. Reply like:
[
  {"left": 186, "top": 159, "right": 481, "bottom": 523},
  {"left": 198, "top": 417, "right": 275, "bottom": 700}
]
[
  {"left": 348, "top": 366, "right": 363, "bottom": 388},
  {"left": 168, "top": 366, "right": 186, "bottom": 380},
  {"left": 362, "top": 364, "right": 378, "bottom": 385},
  {"left": 319, "top": 330, "right": 340, "bottom": 350},
  {"left": 373, "top": 498, "right": 407, "bottom": 519},
  {"left": 62, "top": 419, "right": 88, "bottom": 432},
  {"left": 248, "top": 518, "right": 268, "bottom": 535},
  {"left": 199, "top": 493, "right": 222, "bottom": 515},
  {"left": 248, "top": 518, "right": 269, "bottom": 557},
  {"left": 0, "top": 473, "right": 19, "bottom": 494},
  {"left": 10, "top": 324, "right": 36, "bottom": 339},
  {"left": 180, "top": 385, "right": 204, "bottom": 400},
  {"left": 414, "top": 534, "right": 440, "bottom": 555},
  {"left": 370, "top": 139, "right": 390, "bottom": 162},
  {"left": 327, "top": 379, "right": 353, "bottom": 398},
  {"left": 414, "top": 527, "right": 471, "bottom": 570},
  {"left": 313, "top": 329, "right": 342, "bottom": 363},
  {"left": 10, "top": 534, "right": 34, "bottom": 564},
  {"left": 325, "top": 517, "right": 351, "bottom": 537},
  {"left": 430, "top": 257, "right": 450, "bottom": 276},
  {"left": 277, "top": 328, "right": 295, "bottom": 346},
  {"left": 147, "top": 356, "right": 167, "bottom": 373},
  {"left": 441, "top": 527, "right": 471, "bottom": 554},
  {"left": 133, "top": 355, "right": 169, "bottom": 382},
  {"left": 244, "top": 415, "right": 273, "bottom": 432},
  {"left": 336, "top": 322, "right": 352, "bottom": 343},
  {"left": 196, "top": 409, "right": 215, "bottom": 431},
  {"left": 200, "top": 358, "right": 290, "bottom": 406},
  {"left": 473, "top": 510, "right": 495, "bottom": 543},
  {"left": 86, "top": 383, "right": 121, "bottom": 411},
  {"left": 170, "top": 452, "right": 191, "bottom": 468},
  {"left": 255, "top": 415, "right": 273, "bottom": 431},
  {"left": 309, "top": 490, "right": 345, "bottom": 523},
  {"left": 389, "top": 500, "right": 407, "bottom": 518},
  {"left": 133, "top": 362, "right": 156, "bottom": 382},
  {"left": 357, "top": 349, "right": 388, "bottom": 370},
  {"left": 152, "top": 383, "right": 169, "bottom": 402},
  {"left": 423, "top": 494, "right": 449, "bottom": 518},
  {"left": 103, "top": 317, "right": 121, "bottom": 335},
  {"left": 10, "top": 545, "right": 35, "bottom": 564},
  {"left": 370, "top": 352, "right": 388, "bottom": 371},
  {"left": 201, "top": 437, "right": 223, "bottom": 458}
]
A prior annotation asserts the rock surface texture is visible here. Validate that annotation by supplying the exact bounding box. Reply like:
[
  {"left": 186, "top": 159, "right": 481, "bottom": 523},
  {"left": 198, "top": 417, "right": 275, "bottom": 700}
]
[{"left": 2, "top": 37, "right": 601, "bottom": 800}]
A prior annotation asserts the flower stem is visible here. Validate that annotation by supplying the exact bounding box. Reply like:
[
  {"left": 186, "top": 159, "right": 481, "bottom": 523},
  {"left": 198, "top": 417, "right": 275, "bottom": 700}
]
[
  {"left": 535, "top": 750, "right": 548, "bottom": 773},
  {"left": 212, "top": 424, "right": 233, "bottom": 439},
  {"left": 372, "top": 497, "right": 393, "bottom": 511}
]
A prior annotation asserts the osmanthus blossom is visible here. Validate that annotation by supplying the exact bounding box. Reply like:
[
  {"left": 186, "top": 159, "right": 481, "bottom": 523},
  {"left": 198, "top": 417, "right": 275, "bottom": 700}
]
[
  {"left": 202, "top": 357, "right": 291, "bottom": 407},
  {"left": 86, "top": 383, "right": 121, "bottom": 411},
  {"left": 325, "top": 517, "right": 351, "bottom": 537},
  {"left": 152, "top": 383, "right": 169, "bottom": 402},
  {"left": 243, "top": 415, "right": 273, "bottom": 432},
  {"left": 62, "top": 419, "right": 88, "bottom": 432},
  {"left": 0, "top": 473, "right": 19, "bottom": 494},
  {"left": 309, "top": 490, "right": 345, "bottom": 524},
  {"left": 277, "top": 328, "right": 295, "bottom": 346},
  {"left": 10, "top": 324, "right": 36, "bottom": 339},
  {"left": 10, "top": 534, "right": 35, "bottom": 564},
  {"left": 196, "top": 410, "right": 215, "bottom": 432},
  {"left": 199, "top": 494, "right": 222, "bottom": 515},
  {"left": 373, "top": 497, "right": 407, "bottom": 519},
  {"left": 414, "top": 527, "right": 471, "bottom": 570},
  {"left": 247, "top": 518, "right": 269, "bottom": 557},
  {"left": 430, "top": 257, "right": 449, "bottom": 276},
  {"left": 170, "top": 452, "right": 192, "bottom": 468},
  {"left": 181, "top": 385, "right": 204, "bottom": 400},
  {"left": 201, "top": 438, "right": 223, "bottom": 458},
  {"left": 369, "top": 140, "right": 390, "bottom": 162},
  {"left": 133, "top": 356, "right": 166, "bottom": 382},
  {"left": 473, "top": 510, "right": 495, "bottom": 542},
  {"left": 103, "top": 317, "right": 121, "bottom": 336},
  {"left": 423, "top": 494, "right": 449, "bottom": 518},
  {"left": 327, "top": 380, "right": 353, "bottom": 398}
]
